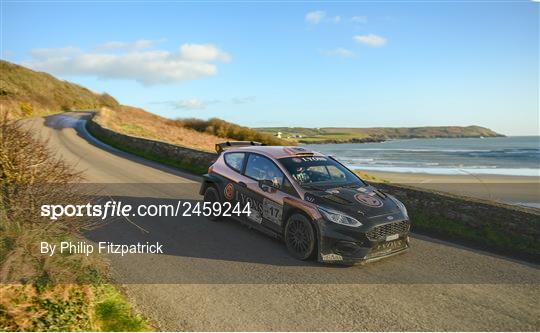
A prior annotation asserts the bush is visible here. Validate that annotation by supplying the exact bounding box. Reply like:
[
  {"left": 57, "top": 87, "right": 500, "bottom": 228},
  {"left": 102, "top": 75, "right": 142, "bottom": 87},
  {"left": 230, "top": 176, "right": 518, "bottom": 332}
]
[
  {"left": 99, "top": 93, "right": 119, "bottom": 108},
  {"left": 177, "top": 117, "right": 293, "bottom": 146},
  {"left": 0, "top": 115, "right": 102, "bottom": 283}
]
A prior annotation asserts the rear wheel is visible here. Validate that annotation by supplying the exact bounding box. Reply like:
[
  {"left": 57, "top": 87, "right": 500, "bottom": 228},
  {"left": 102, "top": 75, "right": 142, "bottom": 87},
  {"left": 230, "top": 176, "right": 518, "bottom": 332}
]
[
  {"left": 203, "top": 186, "right": 221, "bottom": 221},
  {"left": 284, "top": 213, "right": 316, "bottom": 260}
]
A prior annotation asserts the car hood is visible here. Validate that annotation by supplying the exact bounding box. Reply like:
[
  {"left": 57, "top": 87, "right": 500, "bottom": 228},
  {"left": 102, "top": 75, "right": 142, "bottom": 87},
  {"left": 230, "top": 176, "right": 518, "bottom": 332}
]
[{"left": 303, "top": 185, "right": 402, "bottom": 221}]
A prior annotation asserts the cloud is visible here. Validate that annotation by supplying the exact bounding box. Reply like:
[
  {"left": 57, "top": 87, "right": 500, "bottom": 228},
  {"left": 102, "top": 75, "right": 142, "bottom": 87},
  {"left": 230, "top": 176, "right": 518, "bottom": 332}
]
[
  {"left": 22, "top": 42, "right": 231, "bottom": 85},
  {"left": 161, "top": 98, "right": 219, "bottom": 110},
  {"left": 31, "top": 47, "right": 81, "bottom": 58},
  {"left": 305, "top": 10, "right": 326, "bottom": 24},
  {"left": 351, "top": 16, "right": 368, "bottom": 24},
  {"left": 231, "top": 96, "right": 256, "bottom": 104},
  {"left": 97, "top": 39, "right": 163, "bottom": 51},
  {"left": 354, "top": 34, "right": 387, "bottom": 47},
  {"left": 305, "top": 11, "right": 342, "bottom": 24},
  {"left": 322, "top": 48, "right": 356, "bottom": 58},
  {"left": 180, "top": 43, "right": 231, "bottom": 62}
]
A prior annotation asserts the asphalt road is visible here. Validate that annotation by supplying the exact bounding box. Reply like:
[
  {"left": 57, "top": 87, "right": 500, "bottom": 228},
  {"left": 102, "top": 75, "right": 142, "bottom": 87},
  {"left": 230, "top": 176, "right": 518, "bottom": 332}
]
[{"left": 30, "top": 112, "right": 539, "bottom": 331}]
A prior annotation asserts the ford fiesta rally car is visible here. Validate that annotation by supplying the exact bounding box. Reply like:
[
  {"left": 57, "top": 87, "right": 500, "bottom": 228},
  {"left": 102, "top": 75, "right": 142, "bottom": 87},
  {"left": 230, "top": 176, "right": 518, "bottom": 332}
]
[{"left": 200, "top": 142, "right": 411, "bottom": 264}]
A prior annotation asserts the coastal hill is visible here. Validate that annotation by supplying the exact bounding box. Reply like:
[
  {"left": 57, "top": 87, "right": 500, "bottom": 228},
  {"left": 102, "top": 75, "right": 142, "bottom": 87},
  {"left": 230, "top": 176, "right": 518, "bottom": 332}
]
[
  {"left": 1, "top": 60, "right": 119, "bottom": 119},
  {"left": 258, "top": 126, "right": 505, "bottom": 144}
]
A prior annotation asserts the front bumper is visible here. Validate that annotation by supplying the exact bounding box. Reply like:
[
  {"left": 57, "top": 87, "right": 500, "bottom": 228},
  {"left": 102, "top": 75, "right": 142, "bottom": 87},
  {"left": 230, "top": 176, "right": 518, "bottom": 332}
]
[{"left": 315, "top": 218, "right": 411, "bottom": 265}]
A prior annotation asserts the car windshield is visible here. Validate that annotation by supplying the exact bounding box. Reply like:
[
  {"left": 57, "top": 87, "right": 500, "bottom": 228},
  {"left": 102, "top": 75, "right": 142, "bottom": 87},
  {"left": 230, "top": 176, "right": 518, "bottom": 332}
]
[{"left": 279, "top": 156, "right": 365, "bottom": 189}]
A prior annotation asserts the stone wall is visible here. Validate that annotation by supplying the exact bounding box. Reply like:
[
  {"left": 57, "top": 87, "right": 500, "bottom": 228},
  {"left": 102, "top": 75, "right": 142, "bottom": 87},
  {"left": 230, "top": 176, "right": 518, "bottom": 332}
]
[
  {"left": 86, "top": 113, "right": 539, "bottom": 262},
  {"left": 376, "top": 183, "right": 539, "bottom": 261},
  {"left": 86, "top": 116, "right": 217, "bottom": 174}
]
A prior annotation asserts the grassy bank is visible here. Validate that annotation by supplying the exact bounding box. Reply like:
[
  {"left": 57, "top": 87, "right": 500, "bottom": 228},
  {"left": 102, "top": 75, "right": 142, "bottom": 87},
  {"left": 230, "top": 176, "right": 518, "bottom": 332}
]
[
  {"left": 1, "top": 282, "right": 150, "bottom": 331},
  {"left": 93, "top": 106, "right": 224, "bottom": 152},
  {"left": 86, "top": 120, "right": 210, "bottom": 175},
  {"left": 0, "top": 117, "right": 151, "bottom": 331},
  {"left": 93, "top": 107, "right": 292, "bottom": 154},
  {"left": 1, "top": 60, "right": 118, "bottom": 120},
  {"left": 410, "top": 210, "right": 539, "bottom": 260}
]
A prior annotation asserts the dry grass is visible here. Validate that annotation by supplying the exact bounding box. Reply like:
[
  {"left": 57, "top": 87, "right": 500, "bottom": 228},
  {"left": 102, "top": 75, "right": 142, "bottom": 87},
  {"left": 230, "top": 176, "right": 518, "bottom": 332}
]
[
  {"left": 0, "top": 284, "right": 96, "bottom": 331},
  {"left": 354, "top": 170, "right": 389, "bottom": 183},
  {"left": 0, "top": 114, "right": 98, "bottom": 235},
  {"left": 94, "top": 106, "right": 229, "bottom": 152},
  {"left": 0, "top": 114, "right": 150, "bottom": 331},
  {"left": 0, "top": 283, "right": 151, "bottom": 331},
  {"left": 0, "top": 113, "right": 105, "bottom": 283},
  {"left": 1, "top": 60, "right": 118, "bottom": 120}
]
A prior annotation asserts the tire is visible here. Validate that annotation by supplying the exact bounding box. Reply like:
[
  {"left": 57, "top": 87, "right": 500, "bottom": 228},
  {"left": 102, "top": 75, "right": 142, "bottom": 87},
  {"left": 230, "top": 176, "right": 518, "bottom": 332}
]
[
  {"left": 284, "top": 213, "right": 316, "bottom": 260},
  {"left": 203, "top": 186, "right": 221, "bottom": 221}
]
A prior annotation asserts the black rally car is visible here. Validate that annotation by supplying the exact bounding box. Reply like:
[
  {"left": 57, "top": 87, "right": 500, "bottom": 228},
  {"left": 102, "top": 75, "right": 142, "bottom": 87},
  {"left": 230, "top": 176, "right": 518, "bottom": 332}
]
[{"left": 200, "top": 142, "right": 411, "bottom": 264}]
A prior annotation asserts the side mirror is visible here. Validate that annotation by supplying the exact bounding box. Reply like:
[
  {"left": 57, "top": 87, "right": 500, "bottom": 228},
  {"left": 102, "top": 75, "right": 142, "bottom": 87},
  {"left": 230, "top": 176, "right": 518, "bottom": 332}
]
[{"left": 258, "top": 179, "right": 275, "bottom": 192}]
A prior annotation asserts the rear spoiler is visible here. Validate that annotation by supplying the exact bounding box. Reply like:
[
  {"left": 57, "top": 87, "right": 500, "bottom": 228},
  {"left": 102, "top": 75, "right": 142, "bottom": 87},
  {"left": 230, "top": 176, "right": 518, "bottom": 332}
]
[{"left": 215, "top": 141, "right": 263, "bottom": 154}]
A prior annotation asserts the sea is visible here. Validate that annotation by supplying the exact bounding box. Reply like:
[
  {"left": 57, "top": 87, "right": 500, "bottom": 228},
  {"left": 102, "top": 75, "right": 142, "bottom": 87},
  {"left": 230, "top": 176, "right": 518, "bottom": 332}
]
[{"left": 306, "top": 136, "right": 540, "bottom": 177}]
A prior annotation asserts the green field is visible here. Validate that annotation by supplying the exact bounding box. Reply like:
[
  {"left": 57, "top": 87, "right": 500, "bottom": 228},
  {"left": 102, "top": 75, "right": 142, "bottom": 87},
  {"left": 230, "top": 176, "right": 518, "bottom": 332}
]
[{"left": 258, "top": 125, "right": 504, "bottom": 144}]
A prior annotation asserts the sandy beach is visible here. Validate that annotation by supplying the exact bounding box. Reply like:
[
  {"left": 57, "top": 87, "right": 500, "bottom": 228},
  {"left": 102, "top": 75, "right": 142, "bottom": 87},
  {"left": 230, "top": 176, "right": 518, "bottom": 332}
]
[{"left": 359, "top": 170, "right": 540, "bottom": 209}]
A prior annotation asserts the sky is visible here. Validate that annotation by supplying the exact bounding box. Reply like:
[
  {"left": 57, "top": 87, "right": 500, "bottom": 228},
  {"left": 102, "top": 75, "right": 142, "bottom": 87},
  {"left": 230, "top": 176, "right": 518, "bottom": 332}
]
[{"left": 1, "top": 1, "right": 538, "bottom": 135}]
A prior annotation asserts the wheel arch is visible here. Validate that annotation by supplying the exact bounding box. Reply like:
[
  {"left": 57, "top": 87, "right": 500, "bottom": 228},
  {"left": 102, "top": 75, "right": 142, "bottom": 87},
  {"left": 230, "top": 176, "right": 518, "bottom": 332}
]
[
  {"left": 199, "top": 173, "right": 223, "bottom": 198},
  {"left": 282, "top": 203, "right": 321, "bottom": 241}
]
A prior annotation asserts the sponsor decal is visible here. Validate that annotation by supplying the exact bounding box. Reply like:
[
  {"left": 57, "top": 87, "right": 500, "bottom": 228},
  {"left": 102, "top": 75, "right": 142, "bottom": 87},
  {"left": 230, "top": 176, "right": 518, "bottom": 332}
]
[
  {"left": 224, "top": 183, "right": 234, "bottom": 201},
  {"left": 262, "top": 198, "right": 282, "bottom": 225},
  {"left": 236, "top": 191, "right": 264, "bottom": 224},
  {"left": 292, "top": 158, "right": 302, "bottom": 163},
  {"left": 354, "top": 193, "right": 383, "bottom": 208},
  {"left": 322, "top": 253, "right": 343, "bottom": 261},
  {"left": 386, "top": 233, "right": 399, "bottom": 241},
  {"left": 305, "top": 194, "right": 315, "bottom": 203},
  {"left": 326, "top": 189, "right": 340, "bottom": 194},
  {"left": 247, "top": 209, "right": 263, "bottom": 224},
  {"left": 300, "top": 156, "right": 327, "bottom": 162},
  {"left": 373, "top": 239, "right": 405, "bottom": 253}
]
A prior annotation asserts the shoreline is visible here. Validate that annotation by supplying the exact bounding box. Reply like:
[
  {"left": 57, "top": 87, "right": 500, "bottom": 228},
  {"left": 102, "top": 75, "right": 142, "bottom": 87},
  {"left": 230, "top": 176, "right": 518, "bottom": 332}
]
[
  {"left": 349, "top": 166, "right": 539, "bottom": 177},
  {"left": 298, "top": 134, "right": 506, "bottom": 145},
  {"left": 357, "top": 169, "right": 540, "bottom": 209}
]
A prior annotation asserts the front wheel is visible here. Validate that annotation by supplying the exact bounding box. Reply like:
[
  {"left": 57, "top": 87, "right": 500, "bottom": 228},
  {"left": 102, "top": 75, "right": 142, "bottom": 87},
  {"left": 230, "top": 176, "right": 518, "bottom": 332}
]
[
  {"left": 284, "top": 213, "right": 316, "bottom": 260},
  {"left": 203, "top": 186, "right": 221, "bottom": 221}
]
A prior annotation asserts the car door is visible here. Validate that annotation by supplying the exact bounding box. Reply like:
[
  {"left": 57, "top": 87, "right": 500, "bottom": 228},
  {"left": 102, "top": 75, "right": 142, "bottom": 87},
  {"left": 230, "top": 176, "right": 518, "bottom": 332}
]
[
  {"left": 220, "top": 152, "right": 251, "bottom": 208},
  {"left": 241, "top": 153, "right": 297, "bottom": 233}
]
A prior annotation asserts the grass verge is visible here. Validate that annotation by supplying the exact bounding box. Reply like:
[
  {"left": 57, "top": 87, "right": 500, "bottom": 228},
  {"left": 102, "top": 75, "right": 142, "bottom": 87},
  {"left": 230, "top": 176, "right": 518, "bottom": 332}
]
[
  {"left": 0, "top": 115, "right": 152, "bottom": 331},
  {"left": 0, "top": 283, "right": 150, "bottom": 331},
  {"left": 410, "top": 210, "right": 539, "bottom": 261}
]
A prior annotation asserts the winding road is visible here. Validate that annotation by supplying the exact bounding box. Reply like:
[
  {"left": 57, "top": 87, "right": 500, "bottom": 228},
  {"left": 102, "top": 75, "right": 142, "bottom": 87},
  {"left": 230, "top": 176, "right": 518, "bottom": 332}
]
[{"left": 29, "top": 112, "right": 539, "bottom": 331}]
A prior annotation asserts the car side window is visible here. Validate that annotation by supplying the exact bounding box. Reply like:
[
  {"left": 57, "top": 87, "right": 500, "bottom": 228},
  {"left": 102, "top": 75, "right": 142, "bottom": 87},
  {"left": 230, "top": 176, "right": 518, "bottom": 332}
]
[
  {"left": 280, "top": 177, "right": 297, "bottom": 196},
  {"left": 224, "top": 152, "right": 245, "bottom": 173},
  {"left": 245, "top": 154, "right": 284, "bottom": 188}
]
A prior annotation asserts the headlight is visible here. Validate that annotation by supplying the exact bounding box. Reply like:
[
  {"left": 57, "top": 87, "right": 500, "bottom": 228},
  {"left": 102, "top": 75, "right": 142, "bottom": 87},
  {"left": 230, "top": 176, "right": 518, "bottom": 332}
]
[
  {"left": 390, "top": 196, "right": 408, "bottom": 219},
  {"left": 318, "top": 207, "right": 362, "bottom": 227}
]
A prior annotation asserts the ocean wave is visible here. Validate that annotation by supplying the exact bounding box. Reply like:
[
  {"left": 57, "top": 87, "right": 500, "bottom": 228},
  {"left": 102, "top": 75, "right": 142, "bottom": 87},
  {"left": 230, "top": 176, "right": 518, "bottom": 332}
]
[
  {"left": 350, "top": 148, "right": 493, "bottom": 152},
  {"left": 348, "top": 165, "right": 540, "bottom": 177}
]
